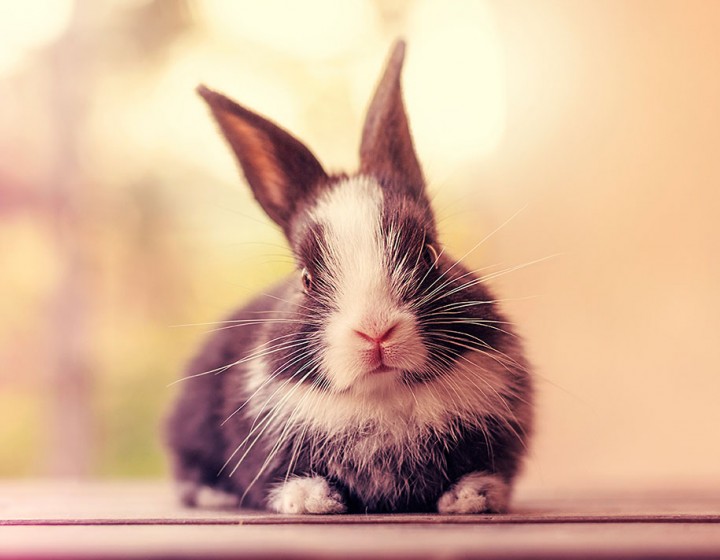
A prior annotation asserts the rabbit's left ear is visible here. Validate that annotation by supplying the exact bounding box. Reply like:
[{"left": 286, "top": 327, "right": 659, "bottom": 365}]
[
  {"left": 197, "top": 85, "right": 328, "bottom": 234},
  {"left": 359, "top": 40, "right": 425, "bottom": 198}
]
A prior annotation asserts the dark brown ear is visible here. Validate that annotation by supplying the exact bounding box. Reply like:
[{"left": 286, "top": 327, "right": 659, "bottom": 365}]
[
  {"left": 197, "top": 85, "right": 328, "bottom": 233},
  {"left": 359, "top": 40, "right": 425, "bottom": 198}
]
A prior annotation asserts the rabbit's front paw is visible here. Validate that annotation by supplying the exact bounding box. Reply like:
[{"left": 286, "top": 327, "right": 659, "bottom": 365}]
[
  {"left": 269, "top": 476, "right": 346, "bottom": 514},
  {"left": 177, "top": 482, "right": 239, "bottom": 508},
  {"left": 437, "top": 472, "right": 510, "bottom": 514}
]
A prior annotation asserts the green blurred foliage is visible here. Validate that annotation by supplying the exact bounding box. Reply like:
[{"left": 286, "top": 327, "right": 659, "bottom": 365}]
[{"left": 0, "top": 391, "right": 42, "bottom": 477}]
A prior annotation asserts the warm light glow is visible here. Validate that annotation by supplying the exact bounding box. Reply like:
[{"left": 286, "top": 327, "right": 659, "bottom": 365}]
[
  {"left": 90, "top": 40, "right": 303, "bottom": 186},
  {"left": 194, "top": 0, "right": 378, "bottom": 60},
  {"left": 4, "top": 0, "right": 720, "bottom": 492},
  {"left": 0, "top": 0, "right": 74, "bottom": 75},
  {"left": 404, "top": 0, "right": 506, "bottom": 168}
]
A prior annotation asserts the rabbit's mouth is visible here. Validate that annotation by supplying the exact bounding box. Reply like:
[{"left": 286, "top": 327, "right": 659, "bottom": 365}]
[{"left": 366, "top": 364, "right": 397, "bottom": 376}]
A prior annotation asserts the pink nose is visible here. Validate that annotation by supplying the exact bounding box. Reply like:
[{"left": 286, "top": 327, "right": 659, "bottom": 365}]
[{"left": 353, "top": 323, "right": 397, "bottom": 345}]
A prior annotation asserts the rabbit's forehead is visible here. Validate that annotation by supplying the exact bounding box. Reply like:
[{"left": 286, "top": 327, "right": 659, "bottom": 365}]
[
  {"left": 309, "top": 176, "right": 389, "bottom": 281},
  {"left": 311, "top": 175, "right": 385, "bottom": 240},
  {"left": 309, "top": 175, "right": 426, "bottom": 242}
]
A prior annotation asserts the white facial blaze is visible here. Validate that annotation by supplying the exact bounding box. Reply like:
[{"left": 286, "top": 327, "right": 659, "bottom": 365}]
[
  {"left": 310, "top": 176, "right": 427, "bottom": 391},
  {"left": 316, "top": 176, "right": 387, "bottom": 309}
]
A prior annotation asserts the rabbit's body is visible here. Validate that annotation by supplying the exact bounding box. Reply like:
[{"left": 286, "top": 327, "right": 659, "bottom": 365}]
[{"left": 167, "top": 42, "right": 533, "bottom": 514}]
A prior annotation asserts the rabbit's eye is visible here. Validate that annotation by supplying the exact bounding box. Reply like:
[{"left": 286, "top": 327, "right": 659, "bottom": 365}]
[
  {"left": 425, "top": 243, "right": 440, "bottom": 269},
  {"left": 301, "top": 268, "right": 313, "bottom": 292}
]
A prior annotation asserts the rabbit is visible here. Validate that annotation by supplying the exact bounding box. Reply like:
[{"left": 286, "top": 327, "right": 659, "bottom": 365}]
[{"left": 165, "top": 40, "right": 534, "bottom": 515}]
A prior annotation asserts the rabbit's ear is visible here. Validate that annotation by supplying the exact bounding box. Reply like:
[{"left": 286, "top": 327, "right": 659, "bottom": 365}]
[
  {"left": 197, "top": 85, "right": 328, "bottom": 232},
  {"left": 359, "top": 40, "right": 425, "bottom": 198}
]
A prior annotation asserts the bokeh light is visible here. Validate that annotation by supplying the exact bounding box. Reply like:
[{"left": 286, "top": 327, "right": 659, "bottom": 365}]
[
  {"left": 194, "top": 0, "right": 379, "bottom": 60},
  {"left": 405, "top": 0, "right": 506, "bottom": 167},
  {"left": 0, "top": 0, "right": 74, "bottom": 75}
]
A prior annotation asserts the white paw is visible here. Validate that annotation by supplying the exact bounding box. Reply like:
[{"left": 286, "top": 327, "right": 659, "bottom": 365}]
[
  {"left": 268, "top": 476, "right": 347, "bottom": 514},
  {"left": 437, "top": 472, "right": 510, "bottom": 514},
  {"left": 178, "top": 483, "right": 239, "bottom": 508}
]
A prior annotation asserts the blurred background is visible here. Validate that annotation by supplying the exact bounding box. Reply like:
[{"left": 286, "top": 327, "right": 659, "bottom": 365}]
[{"left": 2, "top": 0, "right": 719, "bottom": 494}]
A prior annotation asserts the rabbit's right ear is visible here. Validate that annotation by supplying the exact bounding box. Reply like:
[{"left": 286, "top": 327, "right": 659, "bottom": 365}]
[
  {"left": 197, "top": 85, "right": 328, "bottom": 234},
  {"left": 359, "top": 40, "right": 425, "bottom": 199}
]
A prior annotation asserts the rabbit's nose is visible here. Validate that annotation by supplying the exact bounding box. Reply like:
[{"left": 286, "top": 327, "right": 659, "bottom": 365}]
[{"left": 353, "top": 323, "right": 397, "bottom": 345}]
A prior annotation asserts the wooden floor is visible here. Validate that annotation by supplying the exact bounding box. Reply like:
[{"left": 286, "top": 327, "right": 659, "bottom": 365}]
[{"left": 1, "top": 481, "right": 720, "bottom": 559}]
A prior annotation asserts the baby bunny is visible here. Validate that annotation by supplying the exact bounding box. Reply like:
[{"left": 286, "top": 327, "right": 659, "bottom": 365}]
[{"left": 166, "top": 41, "right": 533, "bottom": 514}]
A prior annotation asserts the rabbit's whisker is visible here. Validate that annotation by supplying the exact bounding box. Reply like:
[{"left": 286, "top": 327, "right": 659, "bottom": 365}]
[
  {"left": 409, "top": 260, "right": 511, "bottom": 311},
  {"left": 167, "top": 336, "right": 310, "bottom": 386},
  {"left": 230, "top": 362, "right": 321, "bottom": 484},
  {"left": 221, "top": 357, "right": 320, "bottom": 477},
  {"left": 221, "top": 345, "right": 319, "bottom": 426},
  {"left": 416, "top": 206, "right": 527, "bottom": 304},
  {"left": 430, "top": 330, "right": 527, "bottom": 374}
]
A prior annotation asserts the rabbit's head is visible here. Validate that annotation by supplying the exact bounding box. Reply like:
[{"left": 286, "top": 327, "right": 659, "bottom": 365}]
[{"left": 199, "top": 41, "right": 505, "bottom": 394}]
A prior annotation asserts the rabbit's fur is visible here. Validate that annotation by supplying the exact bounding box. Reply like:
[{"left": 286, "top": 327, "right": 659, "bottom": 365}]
[{"left": 166, "top": 41, "right": 533, "bottom": 514}]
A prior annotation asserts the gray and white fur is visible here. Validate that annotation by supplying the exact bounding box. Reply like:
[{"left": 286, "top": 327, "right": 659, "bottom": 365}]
[{"left": 166, "top": 41, "right": 534, "bottom": 514}]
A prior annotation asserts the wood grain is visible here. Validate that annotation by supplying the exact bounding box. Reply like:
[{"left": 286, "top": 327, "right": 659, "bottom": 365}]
[{"left": 1, "top": 482, "right": 719, "bottom": 559}]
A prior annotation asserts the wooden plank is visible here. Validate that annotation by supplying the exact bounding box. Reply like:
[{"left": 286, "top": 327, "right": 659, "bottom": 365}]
[
  {"left": 2, "top": 523, "right": 720, "bottom": 559},
  {"left": 1, "top": 481, "right": 719, "bottom": 525},
  {"left": 1, "top": 482, "right": 720, "bottom": 559}
]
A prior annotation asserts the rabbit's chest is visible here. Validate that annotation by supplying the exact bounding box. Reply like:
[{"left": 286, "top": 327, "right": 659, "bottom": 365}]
[{"left": 300, "top": 420, "right": 449, "bottom": 509}]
